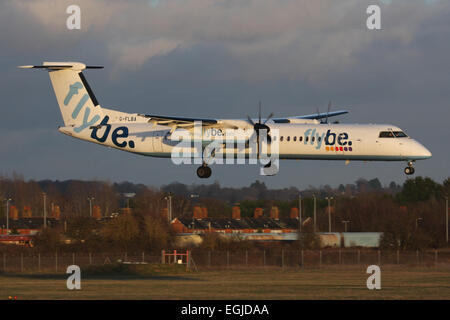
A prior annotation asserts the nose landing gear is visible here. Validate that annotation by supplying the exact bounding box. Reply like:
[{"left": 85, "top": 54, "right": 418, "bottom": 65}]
[
  {"left": 197, "top": 164, "right": 212, "bottom": 178},
  {"left": 404, "top": 161, "right": 415, "bottom": 175}
]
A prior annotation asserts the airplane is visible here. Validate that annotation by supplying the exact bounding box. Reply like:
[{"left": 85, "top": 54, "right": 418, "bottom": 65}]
[{"left": 19, "top": 61, "right": 432, "bottom": 178}]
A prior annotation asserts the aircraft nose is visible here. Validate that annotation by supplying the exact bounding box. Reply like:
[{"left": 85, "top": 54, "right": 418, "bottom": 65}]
[{"left": 415, "top": 141, "right": 432, "bottom": 159}]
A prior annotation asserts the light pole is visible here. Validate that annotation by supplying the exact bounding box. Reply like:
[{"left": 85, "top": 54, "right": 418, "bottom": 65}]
[
  {"left": 5, "top": 198, "right": 12, "bottom": 235},
  {"left": 446, "top": 196, "right": 448, "bottom": 243},
  {"left": 313, "top": 194, "right": 316, "bottom": 233},
  {"left": 342, "top": 220, "right": 350, "bottom": 232},
  {"left": 42, "top": 192, "right": 47, "bottom": 229},
  {"left": 164, "top": 194, "right": 173, "bottom": 222},
  {"left": 87, "top": 197, "right": 95, "bottom": 217},
  {"left": 298, "top": 194, "right": 302, "bottom": 233},
  {"left": 190, "top": 194, "right": 200, "bottom": 229},
  {"left": 415, "top": 217, "right": 423, "bottom": 229},
  {"left": 325, "top": 197, "right": 334, "bottom": 233}
]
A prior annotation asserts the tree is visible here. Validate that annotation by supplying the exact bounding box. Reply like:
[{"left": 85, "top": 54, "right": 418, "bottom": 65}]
[
  {"left": 66, "top": 216, "right": 99, "bottom": 242},
  {"left": 296, "top": 230, "right": 321, "bottom": 249},
  {"left": 34, "top": 228, "right": 61, "bottom": 252},
  {"left": 368, "top": 178, "right": 382, "bottom": 190},
  {"left": 443, "top": 177, "right": 450, "bottom": 197},
  {"left": 143, "top": 215, "right": 172, "bottom": 251},
  {"left": 397, "top": 177, "right": 443, "bottom": 204},
  {"left": 100, "top": 214, "right": 139, "bottom": 250}
]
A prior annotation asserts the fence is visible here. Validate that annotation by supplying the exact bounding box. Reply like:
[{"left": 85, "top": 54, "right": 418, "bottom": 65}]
[
  {"left": 0, "top": 249, "right": 449, "bottom": 273},
  {"left": 0, "top": 252, "right": 161, "bottom": 273},
  {"left": 189, "top": 249, "right": 450, "bottom": 270}
]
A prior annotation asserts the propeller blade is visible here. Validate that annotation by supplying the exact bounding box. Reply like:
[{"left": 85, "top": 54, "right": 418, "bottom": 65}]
[
  {"left": 258, "top": 101, "right": 262, "bottom": 124},
  {"left": 326, "top": 100, "right": 332, "bottom": 124},
  {"left": 316, "top": 107, "right": 325, "bottom": 124},
  {"left": 263, "top": 112, "right": 274, "bottom": 124},
  {"left": 249, "top": 130, "right": 258, "bottom": 142},
  {"left": 247, "top": 115, "right": 255, "bottom": 126}
]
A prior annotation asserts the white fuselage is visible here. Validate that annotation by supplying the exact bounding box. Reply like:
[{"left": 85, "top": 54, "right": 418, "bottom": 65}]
[{"left": 58, "top": 120, "right": 432, "bottom": 162}]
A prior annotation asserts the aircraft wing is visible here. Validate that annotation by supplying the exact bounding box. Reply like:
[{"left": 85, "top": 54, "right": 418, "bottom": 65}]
[
  {"left": 144, "top": 114, "right": 218, "bottom": 125},
  {"left": 142, "top": 114, "right": 247, "bottom": 130},
  {"left": 284, "top": 110, "right": 348, "bottom": 121},
  {"left": 142, "top": 114, "right": 221, "bottom": 129},
  {"left": 142, "top": 109, "right": 348, "bottom": 128}
]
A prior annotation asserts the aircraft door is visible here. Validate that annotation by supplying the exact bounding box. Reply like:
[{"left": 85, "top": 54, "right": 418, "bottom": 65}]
[
  {"left": 152, "top": 132, "right": 163, "bottom": 153},
  {"left": 354, "top": 138, "right": 366, "bottom": 155}
]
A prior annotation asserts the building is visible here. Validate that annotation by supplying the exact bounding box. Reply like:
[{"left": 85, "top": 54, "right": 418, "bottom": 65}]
[
  {"left": 171, "top": 216, "right": 300, "bottom": 235},
  {"left": 0, "top": 218, "right": 61, "bottom": 235},
  {"left": 0, "top": 235, "right": 34, "bottom": 247},
  {"left": 170, "top": 207, "right": 382, "bottom": 247}
]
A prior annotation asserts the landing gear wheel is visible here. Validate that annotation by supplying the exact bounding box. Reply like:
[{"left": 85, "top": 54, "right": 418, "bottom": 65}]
[
  {"left": 197, "top": 165, "right": 212, "bottom": 178},
  {"left": 404, "top": 166, "right": 415, "bottom": 175},
  {"left": 204, "top": 166, "right": 212, "bottom": 178}
]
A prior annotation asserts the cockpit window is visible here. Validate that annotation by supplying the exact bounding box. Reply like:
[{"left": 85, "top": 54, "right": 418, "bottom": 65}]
[
  {"left": 379, "top": 131, "right": 408, "bottom": 138},
  {"left": 379, "top": 131, "right": 394, "bottom": 138},
  {"left": 393, "top": 131, "right": 408, "bottom": 138}
]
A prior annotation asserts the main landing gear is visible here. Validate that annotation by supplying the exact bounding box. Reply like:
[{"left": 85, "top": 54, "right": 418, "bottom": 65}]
[
  {"left": 404, "top": 161, "right": 415, "bottom": 175},
  {"left": 197, "top": 164, "right": 212, "bottom": 178}
]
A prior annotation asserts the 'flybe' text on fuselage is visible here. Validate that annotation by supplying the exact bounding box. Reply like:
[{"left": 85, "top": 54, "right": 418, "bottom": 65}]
[
  {"left": 90, "top": 116, "right": 135, "bottom": 148},
  {"left": 301, "top": 129, "right": 353, "bottom": 151}
]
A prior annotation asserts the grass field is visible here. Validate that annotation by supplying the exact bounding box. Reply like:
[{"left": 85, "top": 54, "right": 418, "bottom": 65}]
[{"left": 1, "top": 265, "right": 449, "bottom": 300}]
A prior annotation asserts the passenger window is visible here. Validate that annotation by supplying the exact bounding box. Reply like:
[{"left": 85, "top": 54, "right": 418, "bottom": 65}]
[
  {"left": 273, "top": 136, "right": 277, "bottom": 141},
  {"left": 299, "top": 136, "right": 303, "bottom": 142},
  {"left": 293, "top": 136, "right": 297, "bottom": 141},
  {"left": 312, "top": 137, "right": 315, "bottom": 142},
  {"left": 306, "top": 137, "right": 309, "bottom": 142},
  {"left": 280, "top": 136, "right": 284, "bottom": 141},
  {"left": 287, "top": 136, "right": 290, "bottom": 141}
]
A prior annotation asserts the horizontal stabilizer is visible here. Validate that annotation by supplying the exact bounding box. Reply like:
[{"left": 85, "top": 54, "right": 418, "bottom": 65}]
[{"left": 18, "top": 62, "right": 103, "bottom": 71}]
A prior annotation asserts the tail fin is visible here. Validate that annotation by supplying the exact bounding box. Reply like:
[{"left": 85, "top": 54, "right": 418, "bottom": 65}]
[{"left": 19, "top": 62, "right": 104, "bottom": 133}]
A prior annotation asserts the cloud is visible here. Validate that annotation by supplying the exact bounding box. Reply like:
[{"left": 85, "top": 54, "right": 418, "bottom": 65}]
[
  {"left": 109, "top": 38, "right": 183, "bottom": 70},
  {"left": 5, "top": 0, "right": 449, "bottom": 77}
]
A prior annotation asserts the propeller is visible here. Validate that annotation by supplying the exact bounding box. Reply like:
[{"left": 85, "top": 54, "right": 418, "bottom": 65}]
[
  {"left": 325, "top": 100, "right": 332, "bottom": 124},
  {"left": 318, "top": 100, "right": 332, "bottom": 124},
  {"left": 247, "top": 101, "right": 273, "bottom": 157}
]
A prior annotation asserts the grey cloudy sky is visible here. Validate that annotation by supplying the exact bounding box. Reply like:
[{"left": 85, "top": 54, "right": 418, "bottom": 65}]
[{"left": 0, "top": 0, "right": 449, "bottom": 189}]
